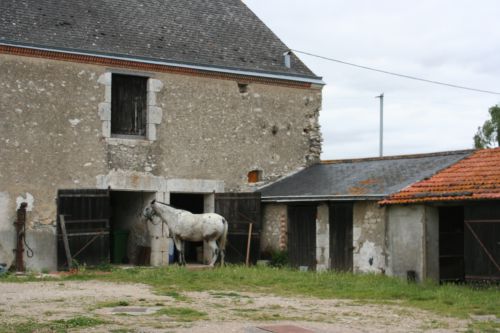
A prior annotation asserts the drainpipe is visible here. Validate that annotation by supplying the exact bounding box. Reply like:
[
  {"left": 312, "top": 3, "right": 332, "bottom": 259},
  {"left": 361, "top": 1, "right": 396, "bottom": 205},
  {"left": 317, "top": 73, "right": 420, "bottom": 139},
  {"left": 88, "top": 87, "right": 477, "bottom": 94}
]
[{"left": 14, "top": 202, "right": 28, "bottom": 272}]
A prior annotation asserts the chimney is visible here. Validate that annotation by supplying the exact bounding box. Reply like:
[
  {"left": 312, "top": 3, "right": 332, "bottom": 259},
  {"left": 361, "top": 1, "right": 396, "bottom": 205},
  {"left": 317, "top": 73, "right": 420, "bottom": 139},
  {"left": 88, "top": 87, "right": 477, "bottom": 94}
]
[{"left": 283, "top": 51, "right": 292, "bottom": 68}]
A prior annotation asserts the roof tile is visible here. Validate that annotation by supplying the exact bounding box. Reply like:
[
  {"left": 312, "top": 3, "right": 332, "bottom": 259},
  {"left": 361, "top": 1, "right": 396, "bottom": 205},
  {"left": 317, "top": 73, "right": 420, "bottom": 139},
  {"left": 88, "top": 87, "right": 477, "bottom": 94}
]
[{"left": 380, "top": 148, "right": 500, "bottom": 205}]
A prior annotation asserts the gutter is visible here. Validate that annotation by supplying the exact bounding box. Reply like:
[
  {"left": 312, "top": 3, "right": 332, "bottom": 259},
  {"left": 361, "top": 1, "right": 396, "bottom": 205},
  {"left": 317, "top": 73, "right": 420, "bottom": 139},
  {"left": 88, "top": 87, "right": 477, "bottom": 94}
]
[
  {"left": 261, "top": 194, "right": 386, "bottom": 203},
  {"left": 0, "top": 41, "right": 325, "bottom": 86}
]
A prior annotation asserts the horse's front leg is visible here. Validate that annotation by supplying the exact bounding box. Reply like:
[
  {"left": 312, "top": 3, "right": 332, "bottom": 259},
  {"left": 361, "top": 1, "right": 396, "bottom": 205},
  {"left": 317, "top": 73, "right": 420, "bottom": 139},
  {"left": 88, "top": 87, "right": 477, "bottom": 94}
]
[{"left": 181, "top": 240, "right": 186, "bottom": 265}]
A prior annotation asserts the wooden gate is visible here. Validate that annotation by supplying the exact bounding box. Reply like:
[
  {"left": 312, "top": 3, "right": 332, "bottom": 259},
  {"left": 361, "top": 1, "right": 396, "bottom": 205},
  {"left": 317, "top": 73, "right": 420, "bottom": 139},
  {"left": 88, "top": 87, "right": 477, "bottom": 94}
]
[
  {"left": 57, "top": 189, "right": 110, "bottom": 269},
  {"left": 464, "top": 219, "right": 500, "bottom": 280},
  {"left": 329, "top": 203, "right": 353, "bottom": 272},
  {"left": 215, "top": 192, "right": 261, "bottom": 264},
  {"left": 288, "top": 205, "right": 316, "bottom": 270}
]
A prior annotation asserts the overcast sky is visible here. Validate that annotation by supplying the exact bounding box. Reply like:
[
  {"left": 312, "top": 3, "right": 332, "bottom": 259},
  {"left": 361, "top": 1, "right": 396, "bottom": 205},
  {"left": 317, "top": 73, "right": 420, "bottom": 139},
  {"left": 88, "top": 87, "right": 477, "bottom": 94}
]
[{"left": 244, "top": 0, "right": 500, "bottom": 159}]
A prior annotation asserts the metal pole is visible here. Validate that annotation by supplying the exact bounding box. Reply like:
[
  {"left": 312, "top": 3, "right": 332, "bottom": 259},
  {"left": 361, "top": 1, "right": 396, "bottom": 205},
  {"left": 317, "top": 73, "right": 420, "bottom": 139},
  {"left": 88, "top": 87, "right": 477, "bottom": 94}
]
[{"left": 376, "top": 93, "right": 384, "bottom": 157}]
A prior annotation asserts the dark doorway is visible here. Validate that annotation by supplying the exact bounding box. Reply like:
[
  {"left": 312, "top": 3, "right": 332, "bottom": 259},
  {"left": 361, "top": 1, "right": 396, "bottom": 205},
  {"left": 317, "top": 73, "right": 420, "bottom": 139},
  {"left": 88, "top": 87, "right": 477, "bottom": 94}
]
[
  {"left": 438, "top": 206, "right": 465, "bottom": 282},
  {"left": 109, "top": 191, "right": 155, "bottom": 265},
  {"left": 329, "top": 203, "right": 353, "bottom": 272},
  {"left": 288, "top": 205, "right": 316, "bottom": 270},
  {"left": 170, "top": 193, "right": 205, "bottom": 263}
]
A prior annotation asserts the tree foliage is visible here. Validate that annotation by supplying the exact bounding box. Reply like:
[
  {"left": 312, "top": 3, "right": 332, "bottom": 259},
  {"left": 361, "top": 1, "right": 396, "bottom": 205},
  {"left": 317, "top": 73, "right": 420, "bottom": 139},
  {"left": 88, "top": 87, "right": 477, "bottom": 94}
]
[{"left": 473, "top": 105, "right": 500, "bottom": 149}]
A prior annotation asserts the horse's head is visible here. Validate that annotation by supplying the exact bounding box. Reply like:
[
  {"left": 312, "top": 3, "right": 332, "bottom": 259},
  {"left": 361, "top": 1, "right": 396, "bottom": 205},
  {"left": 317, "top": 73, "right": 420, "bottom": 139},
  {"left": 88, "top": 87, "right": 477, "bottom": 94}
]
[{"left": 142, "top": 202, "right": 156, "bottom": 221}]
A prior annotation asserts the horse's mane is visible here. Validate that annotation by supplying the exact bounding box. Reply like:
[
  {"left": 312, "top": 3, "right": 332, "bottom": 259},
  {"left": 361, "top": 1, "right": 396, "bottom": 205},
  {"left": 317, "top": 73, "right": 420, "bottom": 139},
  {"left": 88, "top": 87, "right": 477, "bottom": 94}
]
[{"left": 151, "top": 200, "right": 186, "bottom": 212}]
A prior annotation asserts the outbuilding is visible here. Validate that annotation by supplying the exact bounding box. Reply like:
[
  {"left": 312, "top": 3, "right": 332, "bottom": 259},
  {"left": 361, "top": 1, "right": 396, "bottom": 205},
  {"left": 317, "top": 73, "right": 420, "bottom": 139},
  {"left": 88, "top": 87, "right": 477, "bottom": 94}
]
[
  {"left": 259, "top": 150, "right": 472, "bottom": 277},
  {"left": 381, "top": 148, "right": 500, "bottom": 282}
]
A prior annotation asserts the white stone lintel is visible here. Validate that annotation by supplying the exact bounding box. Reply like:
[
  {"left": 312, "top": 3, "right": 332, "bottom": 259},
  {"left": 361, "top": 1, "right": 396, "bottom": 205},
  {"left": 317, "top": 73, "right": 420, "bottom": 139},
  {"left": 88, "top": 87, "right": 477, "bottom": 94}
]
[
  {"left": 147, "top": 78, "right": 164, "bottom": 92},
  {"left": 97, "top": 72, "right": 112, "bottom": 86}
]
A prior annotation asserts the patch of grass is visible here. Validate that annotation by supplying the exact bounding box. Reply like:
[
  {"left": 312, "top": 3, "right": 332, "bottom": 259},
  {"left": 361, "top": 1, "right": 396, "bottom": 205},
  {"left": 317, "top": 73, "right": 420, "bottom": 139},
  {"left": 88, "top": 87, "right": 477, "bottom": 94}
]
[
  {"left": 210, "top": 291, "right": 248, "bottom": 298},
  {"left": 95, "top": 300, "right": 130, "bottom": 308},
  {"left": 161, "top": 290, "right": 189, "bottom": 301},
  {"left": 5, "top": 265, "right": 499, "bottom": 319},
  {"left": 156, "top": 307, "right": 207, "bottom": 322},
  {"left": 467, "top": 320, "right": 500, "bottom": 332},
  {"left": 2, "top": 316, "right": 105, "bottom": 333}
]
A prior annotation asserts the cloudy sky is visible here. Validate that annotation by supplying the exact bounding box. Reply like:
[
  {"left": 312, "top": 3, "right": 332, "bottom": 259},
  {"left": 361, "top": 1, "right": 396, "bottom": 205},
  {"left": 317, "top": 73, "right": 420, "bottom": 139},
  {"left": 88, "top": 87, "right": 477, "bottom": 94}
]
[{"left": 244, "top": 0, "right": 500, "bottom": 159}]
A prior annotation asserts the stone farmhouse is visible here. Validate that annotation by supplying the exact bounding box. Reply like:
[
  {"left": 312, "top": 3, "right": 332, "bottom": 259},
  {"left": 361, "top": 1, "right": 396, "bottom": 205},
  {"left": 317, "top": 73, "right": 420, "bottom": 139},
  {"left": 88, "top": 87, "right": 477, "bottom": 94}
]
[{"left": 0, "top": 0, "right": 324, "bottom": 271}]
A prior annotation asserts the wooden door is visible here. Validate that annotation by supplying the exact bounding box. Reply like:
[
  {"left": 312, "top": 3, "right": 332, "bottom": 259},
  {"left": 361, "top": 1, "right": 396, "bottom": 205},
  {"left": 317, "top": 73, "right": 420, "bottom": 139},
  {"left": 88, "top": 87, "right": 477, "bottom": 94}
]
[
  {"left": 215, "top": 192, "right": 261, "bottom": 264},
  {"left": 288, "top": 205, "right": 316, "bottom": 270},
  {"left": 57, "top": 189, "right": 110, "bottom": 269},
  {"left": 329, "top": 203, "right": 353, "bottom": 272},
  {"left": 464, "top": 220, "right": 500, "bottom": 280},
  {"left": 464, "top": 204, "right": 500, "bottom": 281}
]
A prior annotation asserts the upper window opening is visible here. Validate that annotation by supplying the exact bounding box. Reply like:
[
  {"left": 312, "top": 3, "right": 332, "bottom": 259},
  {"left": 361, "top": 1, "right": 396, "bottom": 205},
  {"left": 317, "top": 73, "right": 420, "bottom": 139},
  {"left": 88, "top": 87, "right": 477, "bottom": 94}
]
[
  {"left": 111, "top": 74, "right": 148, "bottom": 137},
  {"left": 248, "top": 170, "right": 262, "bottom": 183},
  {"left": 238, "top": 83, "right": 249, "bottom": 94}
]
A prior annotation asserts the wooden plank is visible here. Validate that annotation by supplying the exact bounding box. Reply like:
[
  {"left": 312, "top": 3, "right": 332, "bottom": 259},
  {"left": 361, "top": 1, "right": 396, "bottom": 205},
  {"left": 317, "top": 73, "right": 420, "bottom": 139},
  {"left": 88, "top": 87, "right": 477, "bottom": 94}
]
[
  {"left": 245, "top": 223, "right": 253, "bottom": 266},
  {"left": 59, "top": 215, "right": 73, "bottom": 269},
  {"left": 64, "top": 231, "right": 110, "bottom": 237},
  {"left": 464, "top": 219, "right": 500, "bottom": 223}
]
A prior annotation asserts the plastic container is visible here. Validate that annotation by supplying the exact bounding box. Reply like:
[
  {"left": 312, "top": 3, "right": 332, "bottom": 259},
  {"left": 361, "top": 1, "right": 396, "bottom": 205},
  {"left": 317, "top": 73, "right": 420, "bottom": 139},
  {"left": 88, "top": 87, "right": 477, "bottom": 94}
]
[{"left": 112, "top": 230, "right": 130, "bottom": 264}]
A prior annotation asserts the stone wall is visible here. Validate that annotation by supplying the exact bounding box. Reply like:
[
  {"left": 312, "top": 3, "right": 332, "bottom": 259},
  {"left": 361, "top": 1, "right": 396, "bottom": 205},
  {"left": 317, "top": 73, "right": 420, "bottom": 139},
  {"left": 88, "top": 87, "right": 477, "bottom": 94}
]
[
  {"left": 352, "top": 201, "right": 387, "bottom": 274},
  {"left": 261, "top": 204, "right": 287, "bottom": 254},
  {"left": 0, "top": 53, "right": 322, "bottom": 270}
]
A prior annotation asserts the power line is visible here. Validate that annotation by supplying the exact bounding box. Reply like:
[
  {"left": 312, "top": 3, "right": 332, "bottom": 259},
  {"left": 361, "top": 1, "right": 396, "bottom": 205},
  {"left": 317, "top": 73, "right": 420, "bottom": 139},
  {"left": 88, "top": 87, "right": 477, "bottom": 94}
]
[{"left": 292, "top": 49, "right": 500, "bottom": 96}]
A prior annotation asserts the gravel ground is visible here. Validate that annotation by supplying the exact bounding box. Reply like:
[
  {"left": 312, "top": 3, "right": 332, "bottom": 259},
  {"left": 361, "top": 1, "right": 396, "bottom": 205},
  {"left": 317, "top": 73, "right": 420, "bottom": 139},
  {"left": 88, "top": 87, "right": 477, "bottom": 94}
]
[{"left": 0, "top": 280, "right": 469, "bottom": 332}]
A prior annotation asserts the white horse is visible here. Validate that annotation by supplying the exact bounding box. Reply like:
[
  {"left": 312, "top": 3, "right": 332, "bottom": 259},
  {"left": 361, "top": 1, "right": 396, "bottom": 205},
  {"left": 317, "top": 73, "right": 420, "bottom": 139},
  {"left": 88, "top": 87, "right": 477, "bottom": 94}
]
[{"left": 143, "top": 200, "right": 228, "bottom": 266}]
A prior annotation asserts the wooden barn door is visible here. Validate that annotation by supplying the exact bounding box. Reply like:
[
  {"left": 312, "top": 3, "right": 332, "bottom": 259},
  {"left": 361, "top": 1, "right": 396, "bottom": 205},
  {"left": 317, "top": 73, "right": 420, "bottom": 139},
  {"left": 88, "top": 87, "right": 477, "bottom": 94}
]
[
  {"left": 464, "top": 220, "right": 500, "bottom": 280},
  {"left": 288, "top": 205, "right": 316, "bottom": 270},
  {"left": 215, "top": 193, "right": 261, "bottom": 264},
  {"left": 57, "top": 189, "right": 110, "bottom": 269},
  {"left": 464, "top": 204, "right": 500, "bottom": 281},
  {"left": 329, "top": 203, "right": 353, "bottom": 272}
]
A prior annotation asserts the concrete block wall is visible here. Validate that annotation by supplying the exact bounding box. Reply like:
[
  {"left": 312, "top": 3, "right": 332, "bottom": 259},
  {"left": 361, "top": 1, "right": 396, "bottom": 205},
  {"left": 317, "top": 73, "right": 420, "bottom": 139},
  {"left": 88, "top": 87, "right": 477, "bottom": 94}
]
[{"left": 387, "top": 205, "right": 439, "bottom": 281}]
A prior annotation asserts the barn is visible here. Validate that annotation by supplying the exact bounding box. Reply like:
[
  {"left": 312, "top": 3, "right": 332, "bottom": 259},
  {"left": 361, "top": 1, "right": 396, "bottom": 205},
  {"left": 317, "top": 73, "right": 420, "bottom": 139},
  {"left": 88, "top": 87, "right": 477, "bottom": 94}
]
[{"left": 0, "top": 0, "right": 323, "bottom": 271}]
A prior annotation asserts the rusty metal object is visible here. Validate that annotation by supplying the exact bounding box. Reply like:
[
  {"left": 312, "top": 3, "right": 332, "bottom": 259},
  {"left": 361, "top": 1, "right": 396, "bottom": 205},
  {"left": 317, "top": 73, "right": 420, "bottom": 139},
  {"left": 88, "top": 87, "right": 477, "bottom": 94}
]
[{"left": 13, "top": 202, "right": 28, "bottom": 272}]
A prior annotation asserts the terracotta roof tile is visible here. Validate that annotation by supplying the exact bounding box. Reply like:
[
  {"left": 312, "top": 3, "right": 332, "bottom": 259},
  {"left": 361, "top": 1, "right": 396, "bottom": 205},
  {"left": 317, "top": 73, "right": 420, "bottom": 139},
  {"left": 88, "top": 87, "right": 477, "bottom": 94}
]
[{"left": 380, "top": 148, "right": 500, "bottom": 205}]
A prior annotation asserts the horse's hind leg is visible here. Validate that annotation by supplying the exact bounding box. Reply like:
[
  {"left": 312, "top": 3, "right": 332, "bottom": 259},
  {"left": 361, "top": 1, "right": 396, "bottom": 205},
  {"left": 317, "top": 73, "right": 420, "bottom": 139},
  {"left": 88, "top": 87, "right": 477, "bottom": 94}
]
[
  {"left": 173, "top": 237, "right": 185, "bottom": 266},
  {"left": 207, "top": 240, "right": 219, "bottom": 267}
]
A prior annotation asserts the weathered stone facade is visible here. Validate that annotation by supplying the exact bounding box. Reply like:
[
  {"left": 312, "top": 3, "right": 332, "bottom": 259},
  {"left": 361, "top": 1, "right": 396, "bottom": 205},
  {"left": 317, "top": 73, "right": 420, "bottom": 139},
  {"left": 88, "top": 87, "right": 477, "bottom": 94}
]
[
  {"left": 352, "top": 202, "right": 387, "bottom": 274},
  {"left": 0, "top": 53, "right": 322, "bottom": 270}
]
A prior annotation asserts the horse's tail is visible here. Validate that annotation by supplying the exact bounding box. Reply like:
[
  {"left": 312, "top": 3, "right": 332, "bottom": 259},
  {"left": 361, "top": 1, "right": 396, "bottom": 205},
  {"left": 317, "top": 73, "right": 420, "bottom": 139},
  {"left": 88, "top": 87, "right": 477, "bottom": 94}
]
[{"left": 219, "top": 218, "right": 228, "bottom": 266}]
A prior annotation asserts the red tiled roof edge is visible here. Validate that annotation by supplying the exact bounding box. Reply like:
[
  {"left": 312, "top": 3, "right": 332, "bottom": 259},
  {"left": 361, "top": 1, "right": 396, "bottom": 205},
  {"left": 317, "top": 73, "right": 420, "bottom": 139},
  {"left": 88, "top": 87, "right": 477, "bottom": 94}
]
[{"left": 380, "top": 148, "right": 500, "bottom": 205}]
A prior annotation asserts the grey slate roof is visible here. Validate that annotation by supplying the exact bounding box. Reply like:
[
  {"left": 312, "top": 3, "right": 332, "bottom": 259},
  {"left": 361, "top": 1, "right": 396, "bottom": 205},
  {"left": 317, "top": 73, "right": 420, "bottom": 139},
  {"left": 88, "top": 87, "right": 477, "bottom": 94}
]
[
  {"left": 0, "top": 0, "right": 318, "bottom": 80},
  {"left": 260, "top": 150, "right": 474, "bottom": 201}
]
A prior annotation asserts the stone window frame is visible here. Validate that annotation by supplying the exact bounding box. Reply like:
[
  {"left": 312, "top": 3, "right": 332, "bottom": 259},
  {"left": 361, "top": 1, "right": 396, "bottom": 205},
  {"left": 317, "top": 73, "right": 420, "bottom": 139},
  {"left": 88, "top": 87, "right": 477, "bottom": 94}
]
[{"left": 98, "top": 71, "right": 164, "bottom": 141}]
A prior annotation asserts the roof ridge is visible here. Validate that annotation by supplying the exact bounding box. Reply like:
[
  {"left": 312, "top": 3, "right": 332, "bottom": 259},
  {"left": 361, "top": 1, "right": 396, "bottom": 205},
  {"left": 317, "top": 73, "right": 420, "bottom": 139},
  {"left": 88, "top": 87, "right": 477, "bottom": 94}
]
[{"left": 320, "top": 149, "right": 475, "bottom": 165}]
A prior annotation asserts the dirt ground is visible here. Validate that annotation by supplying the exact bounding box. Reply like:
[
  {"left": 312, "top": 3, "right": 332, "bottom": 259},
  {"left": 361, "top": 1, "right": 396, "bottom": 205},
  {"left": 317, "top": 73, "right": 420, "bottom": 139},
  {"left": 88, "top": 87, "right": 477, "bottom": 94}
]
[{"left": 0, "top": 280, "right": 470, "bottom": 332}]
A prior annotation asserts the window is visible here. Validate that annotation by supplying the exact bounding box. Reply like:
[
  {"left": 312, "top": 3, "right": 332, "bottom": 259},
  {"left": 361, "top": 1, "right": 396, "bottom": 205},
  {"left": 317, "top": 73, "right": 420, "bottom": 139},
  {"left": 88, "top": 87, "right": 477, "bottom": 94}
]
[
  {"left": 247, "top": 170, "right": 262, "bottom": 183},
  {"left": 111, "top": 74, "right": 147, "bottom": 137}
]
